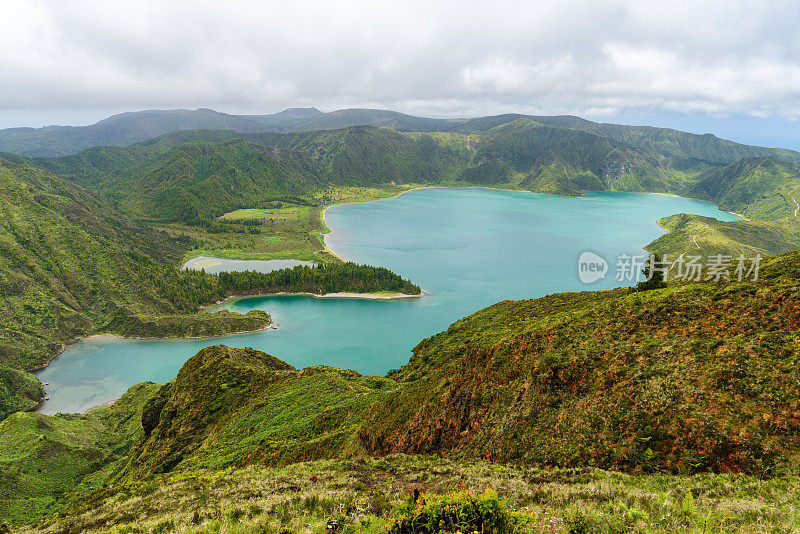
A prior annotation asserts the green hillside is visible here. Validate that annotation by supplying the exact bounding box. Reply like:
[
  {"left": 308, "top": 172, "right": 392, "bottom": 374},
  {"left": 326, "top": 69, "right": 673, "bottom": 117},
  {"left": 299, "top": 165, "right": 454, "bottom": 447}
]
[
  {"left": 685, "top": 156, "right": 800, "bottom": 219},
  {"left": 0, "top": 382, "right": 159, "bottom": 524},
  {"left": 125, "top": 345, "right": 395, "bottom": 478},
  {"left": 10, "top": 138, "right": 327, "bottom": 221},
  {"left": 92, "top": 140, "right": 326, "bottom": 222},
  {"left": 241, "top": 127, "right": 470, "bottom": 186},
  {"left": 19, "top": 121, "right": 702, "bottom": 225},
  {"left": 0, "top": 159, "right": 191, "bottom": 373},
  {"left": 92, "top": 252, "right": 800, "bottom": 476},
  {"left": 13, "top": 129, "right": 466, "bottom": 223},
  {"left": 527, "top": 116, "right": 800, "bottom": 168},
  {"left": 242, "top": 108, "right": 800, "bottom": 168},
  {"left": 5, "top": 106, "right": 799, "bottom": 174},
  {"left": 470, "top": 118, "right": 673, "bottom": 192},
  {"left": 4, "top": 107, "right": 800, "bottom": 449},
  {"left": 16, "top": 457, "right": 800, "bottom": 533},
  {"left": 648, "top": 214, "right": 800, "bottom": 258},
  {"left": 639, "top": 157, "right": 800, "bottom": 256},
  {"left": 0, "top": 158, "right": 259, "bottom": 418},
  {"left": 13, "top": 119, "right": 800, "bottom": 264},
  {"left": 0, "top": 368, "right": 42, "bottom": 421},
  {"left": 264, "top": 108, "right": 800, "bottom": 169}
]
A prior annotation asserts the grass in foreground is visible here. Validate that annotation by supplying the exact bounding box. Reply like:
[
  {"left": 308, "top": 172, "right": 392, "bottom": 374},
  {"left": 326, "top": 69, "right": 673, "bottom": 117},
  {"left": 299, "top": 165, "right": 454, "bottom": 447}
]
[{"left": 20, "top": 456, "right": 800, "bottom": 533}]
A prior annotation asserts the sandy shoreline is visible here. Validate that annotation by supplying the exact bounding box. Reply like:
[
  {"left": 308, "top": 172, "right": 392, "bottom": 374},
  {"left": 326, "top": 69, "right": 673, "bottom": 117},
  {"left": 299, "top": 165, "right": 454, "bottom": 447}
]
[
  {"left": 285, "top": 291, "right": 422, "bottom": 300},
  {"left": 320, "top": 187, "right": 426, "bottom": 262}
]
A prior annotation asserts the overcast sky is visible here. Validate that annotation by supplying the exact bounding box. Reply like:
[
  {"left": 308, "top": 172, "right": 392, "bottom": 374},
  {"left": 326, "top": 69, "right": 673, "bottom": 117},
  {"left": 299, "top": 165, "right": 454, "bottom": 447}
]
[{"left": 1, "top": 0, "right": 799, "bottom": 148}]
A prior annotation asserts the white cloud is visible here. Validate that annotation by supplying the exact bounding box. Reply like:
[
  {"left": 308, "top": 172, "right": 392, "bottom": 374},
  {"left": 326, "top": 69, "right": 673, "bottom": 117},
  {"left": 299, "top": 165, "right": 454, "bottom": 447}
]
[{"left": 0, "top": 0, "right": 798, "bottom": 122}]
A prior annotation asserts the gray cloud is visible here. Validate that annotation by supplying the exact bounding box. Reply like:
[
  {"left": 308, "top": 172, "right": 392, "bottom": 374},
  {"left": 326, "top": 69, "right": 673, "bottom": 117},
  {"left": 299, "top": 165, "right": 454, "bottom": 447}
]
[{"left": 1, "top": 0, "right": 799, "bottom": 123}]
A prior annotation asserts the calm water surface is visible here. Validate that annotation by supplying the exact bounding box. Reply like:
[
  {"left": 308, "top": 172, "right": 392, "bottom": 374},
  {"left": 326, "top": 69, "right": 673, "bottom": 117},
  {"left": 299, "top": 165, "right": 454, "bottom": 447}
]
[{"left": 36, "top": 189, "right": 739, "bottom": 414}]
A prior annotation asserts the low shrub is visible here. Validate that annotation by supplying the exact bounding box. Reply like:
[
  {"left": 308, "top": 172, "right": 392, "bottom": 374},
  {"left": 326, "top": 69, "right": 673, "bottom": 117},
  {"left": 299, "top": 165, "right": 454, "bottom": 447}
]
[{"left": 387, "top": 489, "right": 518, "bottom": 533}]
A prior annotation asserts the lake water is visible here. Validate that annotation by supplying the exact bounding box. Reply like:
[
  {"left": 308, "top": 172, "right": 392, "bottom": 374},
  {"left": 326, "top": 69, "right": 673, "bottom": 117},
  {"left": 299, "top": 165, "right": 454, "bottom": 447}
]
[{"left": 36, "top": 188, "right": 740, "bottom": 414}]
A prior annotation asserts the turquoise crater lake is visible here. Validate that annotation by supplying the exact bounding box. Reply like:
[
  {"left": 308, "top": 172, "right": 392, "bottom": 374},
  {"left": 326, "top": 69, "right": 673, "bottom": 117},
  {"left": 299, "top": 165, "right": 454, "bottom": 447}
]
[{"left": 36, "top": 188, "right": 740, "bottom": 414}]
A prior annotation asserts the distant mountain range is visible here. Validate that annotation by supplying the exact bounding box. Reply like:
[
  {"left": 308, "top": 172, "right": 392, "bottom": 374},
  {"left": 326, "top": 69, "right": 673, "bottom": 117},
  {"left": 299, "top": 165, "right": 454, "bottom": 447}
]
[
  {"left": 3, "top": 107, "right": 800, "bottom": 167},
  {"left": 0, "top": 108, "right": 266, "bottom": 157},
  {"left": 0, "top": 120, "right": 701, "bottom": 222},
  {"left": 1, "top": 116, "right": 795, "bottom": 227}
]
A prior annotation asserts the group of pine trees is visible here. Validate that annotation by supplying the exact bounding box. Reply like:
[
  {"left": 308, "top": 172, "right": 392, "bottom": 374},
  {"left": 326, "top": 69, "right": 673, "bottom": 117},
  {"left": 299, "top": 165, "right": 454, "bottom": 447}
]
[
  {"left": 157, "top": 262, "right": 421, "bottom": 307},
  {"left": 215, "top": 263, "right": 422, "bottom": 296}
]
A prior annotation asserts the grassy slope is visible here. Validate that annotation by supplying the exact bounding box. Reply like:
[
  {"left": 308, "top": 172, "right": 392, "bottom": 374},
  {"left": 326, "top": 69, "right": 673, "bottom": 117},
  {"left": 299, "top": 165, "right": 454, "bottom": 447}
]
[
  {"left": 108, "top": 141, "right": 325, "bottom": 222},
  {"left": 242, "top": 127, "right": 470, "bottom": 186},
  {"left": 244, "top": 119, "right": 683, "bottom": 195},
  {"left": 686, "top": 156, "right": 800, "bottom": 219},
  {"left": 9, "top": 123, "right": 683, "bottom": 264},
  {"left": 0, "top": 344, "right": 395, "bottom": 525},
  {"left": 520, "top": 115, "right": 800, "bottom": 168},
  {"left": 359, "top": 252, "right": 800, "bottom": 475},
  {"left": 14, "top": 120, "right": 800, "bottom": 264},
  {"left": 648, "top": 214, "right": 800, "bottom": 257},
  {"left": 0, "top": 158, "right": 203, "bottom": 416},
  {"left": 471, "top": 119, "right": 674, "bottom": 193},
  {"left": 21, "top": 121, "right": 702, "bottom": 225},
  {"left": 2, "top": 117, "right": 799, "bottom": 407},
  {"left": 0, "top": 156, "right": 417, "bottom": 365},
  {"left": 0, "top": 159, "right": 275, "bottom": 376},
  {"left": 123, "top": 345, "right": 396, "bottom": 479},
  {"left": 5, "top": 111, "right": 800, "bottom": 531},
  {"left": 0, "top": 368, "right": 43, "bottom": 420},
  {"left": 0, "top": 159, "right": 190, "bottom": 372},
  {"left": 0, "top": 159, "right": 397, "bottom": 422},
  {"left": 6, "top": 105, "right": 800, "bottom": 169},
  {"left": 250, "top": 107, "right": 800, "bottom": 168},
  {"left": 94, "top": 253, "right": 800, "bottom": 480},
  {"left": 643, "top": 157, "right": 800, "bottom": 256},
  {"left": 0, "top": 381, "right": 159, "bottom": 524}
]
